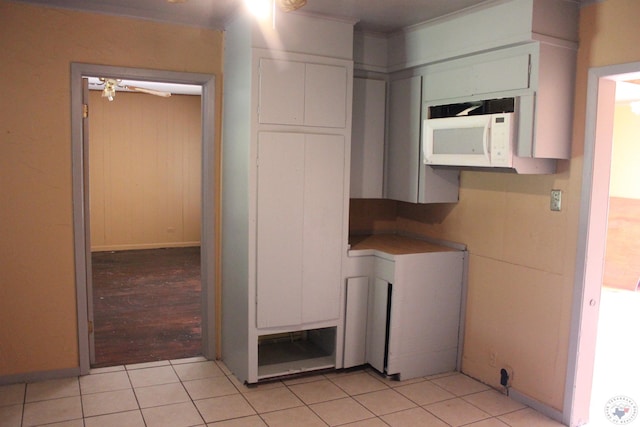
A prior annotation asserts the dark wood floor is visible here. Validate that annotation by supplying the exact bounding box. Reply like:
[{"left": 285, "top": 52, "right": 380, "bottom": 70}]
[{"left": 91, "top": 246, "right": 202, "bottom": 368}]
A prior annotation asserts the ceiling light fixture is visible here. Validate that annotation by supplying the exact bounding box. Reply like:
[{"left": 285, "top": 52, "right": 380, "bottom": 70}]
[
  {"left": 277, "top": 0, "right": 306, "bottom": 12},
  {"left": 100, "top": 78, "right": 119, "bottom": 102},
  {"left": 244, "top": 0, "right": 307, "bottom": 19},
  {"left": 97, "top": 78, "right": 172, "bottom": 101}
]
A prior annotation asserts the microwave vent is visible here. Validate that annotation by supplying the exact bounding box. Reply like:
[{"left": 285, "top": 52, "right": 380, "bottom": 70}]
[{"left": 429, "top": 98, "right": 515, "bottom": 119}]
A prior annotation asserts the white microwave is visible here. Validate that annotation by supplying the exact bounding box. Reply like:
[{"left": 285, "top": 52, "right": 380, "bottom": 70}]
[{"left": 423, "top": 112, "right": 515, "bottom": 169}]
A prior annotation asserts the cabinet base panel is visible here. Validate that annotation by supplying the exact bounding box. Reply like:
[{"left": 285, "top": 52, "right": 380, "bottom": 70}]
[{"left": 257, "top": 355, "right": 335, "bottom": 381}]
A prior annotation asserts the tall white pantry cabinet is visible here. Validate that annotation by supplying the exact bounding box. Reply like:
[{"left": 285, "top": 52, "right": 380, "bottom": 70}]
[{"left": 221, "top": 12, "right": 355, "bottom": 383}]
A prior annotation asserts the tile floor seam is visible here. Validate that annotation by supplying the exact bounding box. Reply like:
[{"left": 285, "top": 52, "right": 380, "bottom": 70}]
[
  {"left": 183, "top": 403, "right": 205, "bottom": 427},
  {"left": 418, "top": 405, "right": 457, "bottom": 427},
  {"left": 171, "top": 369, "right": 208, "bottom": 426},
  {"left": 284, "top": 379, "right": 349, "bottom": 407},
  {"left": 234, "top": 382, "right": 265, "bottom": 419},
  {"left": 19, "top": 400, "right": 25, "bottom": 427},
  {"left": 458, "top": 391, "right": 502, "bottom": 414},
  {"left": 326, "top": 372, "right": 392, "bottom": 397},
  {"left": 306, "top": 400, "right": 377, "bottom": 427}
]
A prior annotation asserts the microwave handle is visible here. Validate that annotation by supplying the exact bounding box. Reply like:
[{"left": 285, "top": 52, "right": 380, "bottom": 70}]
[{"left": 483, "top": 122, "right": 490, "bottom": 157}]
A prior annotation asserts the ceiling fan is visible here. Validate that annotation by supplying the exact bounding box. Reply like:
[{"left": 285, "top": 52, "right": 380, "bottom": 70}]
[{"left": 97, "top": 77, "right": 171, "bottom": 102}]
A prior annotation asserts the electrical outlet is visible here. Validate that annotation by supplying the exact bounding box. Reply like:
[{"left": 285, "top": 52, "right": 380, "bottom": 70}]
[
  {"left": 489, "top": 351, "right": 497, "bottom": 367},
  {"left": 550, "top": 189, "right": 562, "bottom": 211},
  {"left": 500, "top": 366, "right": 514, "bottom": 388},
  {"left": 500, "top": 368, "right": 509, "bottom": 387}
]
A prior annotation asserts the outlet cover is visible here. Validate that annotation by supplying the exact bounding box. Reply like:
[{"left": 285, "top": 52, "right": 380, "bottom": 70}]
[{"left": 550, "top": 189, "right": 562, "bottom": 211}]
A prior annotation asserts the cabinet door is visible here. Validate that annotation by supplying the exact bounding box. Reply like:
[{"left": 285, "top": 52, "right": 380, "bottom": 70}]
[
  {"left": 305, "top": 63, "right": 348, "bottom": 128},
  {"left": 423, "top": 53, "right": 530, "bottom": 101},
  {"left": 473, "top": 54, "right": 530, "bottom": 95},
  {"left": 351, "top": 78, "right": 385, "bottom": 198},
  {"left": 386, "top": 76, "right": 422, "bottom": 203},
  {"left": 344, "top": 277, "right": 369, "bottom": 368},
  {"left": 257, "top": 132, "right": 346, "bottom": 328},
  {"left": 258, "top": 58, "right": 305, "bottom": 125},
  {"left": 259, "top": 59, "right": 347, "bottom": 128},
  {"left": 256, "top": 132, "right": 305, "bottom": 328},
  {"left": 366, "top": 278, "right": 390, "bottom": 373},
  {"left": 302, "top": 134, "right": 345, "bottom": 323}
]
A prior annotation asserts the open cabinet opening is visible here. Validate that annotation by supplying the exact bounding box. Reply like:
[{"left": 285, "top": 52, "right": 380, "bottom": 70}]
[{"left": 257, "top": 327, "right": 336, "bottom": 380}]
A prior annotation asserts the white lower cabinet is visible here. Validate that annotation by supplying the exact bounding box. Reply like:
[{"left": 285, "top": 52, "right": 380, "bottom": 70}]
[
  {"left": 344, "top": 242, "right": 466, "bottom": 380},
  {"left": 256, "top": 132, "right": 345, "bottom": 329}
]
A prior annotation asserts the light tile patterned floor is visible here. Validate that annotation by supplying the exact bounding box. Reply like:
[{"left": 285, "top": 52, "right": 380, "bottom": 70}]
[{"left": 0, "top": 357, "right": 566, "bottom": 426}]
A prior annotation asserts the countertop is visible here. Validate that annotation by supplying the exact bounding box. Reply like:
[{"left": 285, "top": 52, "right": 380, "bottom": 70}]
[{"left": 348, "top": 234, "right": 459, "bottom": 256}]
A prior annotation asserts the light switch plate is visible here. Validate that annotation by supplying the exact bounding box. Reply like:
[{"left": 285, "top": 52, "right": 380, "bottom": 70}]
[{"left": 550, "top": 189, "right": 562, "bottom": 211}]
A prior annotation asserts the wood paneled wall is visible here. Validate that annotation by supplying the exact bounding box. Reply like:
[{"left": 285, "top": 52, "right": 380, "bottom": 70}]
[{"left": 89, "top": 91, "right": 202, "bottom": 251}]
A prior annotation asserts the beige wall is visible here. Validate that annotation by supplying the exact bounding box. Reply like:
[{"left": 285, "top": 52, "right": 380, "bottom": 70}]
[
  {"left": 89, "top": 92, "right": 202, "bottom": 251},
  {"left": 0, "top": 1, "right": 222, "bottom": 376}
]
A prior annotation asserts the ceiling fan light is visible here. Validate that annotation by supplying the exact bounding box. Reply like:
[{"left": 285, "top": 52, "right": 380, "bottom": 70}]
[
  {"left": 277, "top": 0, "right": 306, "bottom": 12},
  {"left": 100, "top": 78, "right": 118, "bottom": 101}
]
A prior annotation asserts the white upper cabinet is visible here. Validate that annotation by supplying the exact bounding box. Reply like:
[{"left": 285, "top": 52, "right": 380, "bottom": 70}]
[
  {"left": 424, "top": 52, "right": 531, "bottom": 102},
  {"left": 351, "top": 78, "right": 386, "bottom": 198},
  {"left": 305, "top": 63, "right": 348, "bottom": 128},
  {"left": 259, "top": 58, "right": 348, "bottom": 128},
  {"left": 258, "top": 59, "right": 305, "bottom": 125},
  {"left": 386, "top": 76, "right": 422, "bottom": 203},
  {"left": 385, "top": 76, "right": 459, "bottom": 203}
]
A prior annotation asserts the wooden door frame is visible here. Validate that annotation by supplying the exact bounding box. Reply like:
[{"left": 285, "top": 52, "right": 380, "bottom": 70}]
[{"left": 71, "top": 63, "right": 217, "bottom": 374}]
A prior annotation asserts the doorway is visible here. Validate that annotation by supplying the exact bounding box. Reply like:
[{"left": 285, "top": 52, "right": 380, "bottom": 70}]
[
  {"left": 587, "top": 79, "right": 640, "bottom": 426},
  {"left": 565, "top": 62, "right": 640, "bottom": 426},
  {"left": 71, "top": 63, "right": 217, "bottom": 375},
  {"left": 86, "top": 81, "right": 202, "bottom": 367}
]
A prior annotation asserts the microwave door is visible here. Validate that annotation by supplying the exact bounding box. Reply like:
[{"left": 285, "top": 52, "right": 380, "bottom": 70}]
[{"left": 424, "top": 119, "right": 491, "bottom": 167}]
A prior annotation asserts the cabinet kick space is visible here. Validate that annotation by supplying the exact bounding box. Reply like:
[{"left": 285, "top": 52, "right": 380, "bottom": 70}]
[{"left": 257, "top": 328, "right": 337, "bottom": 380}]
